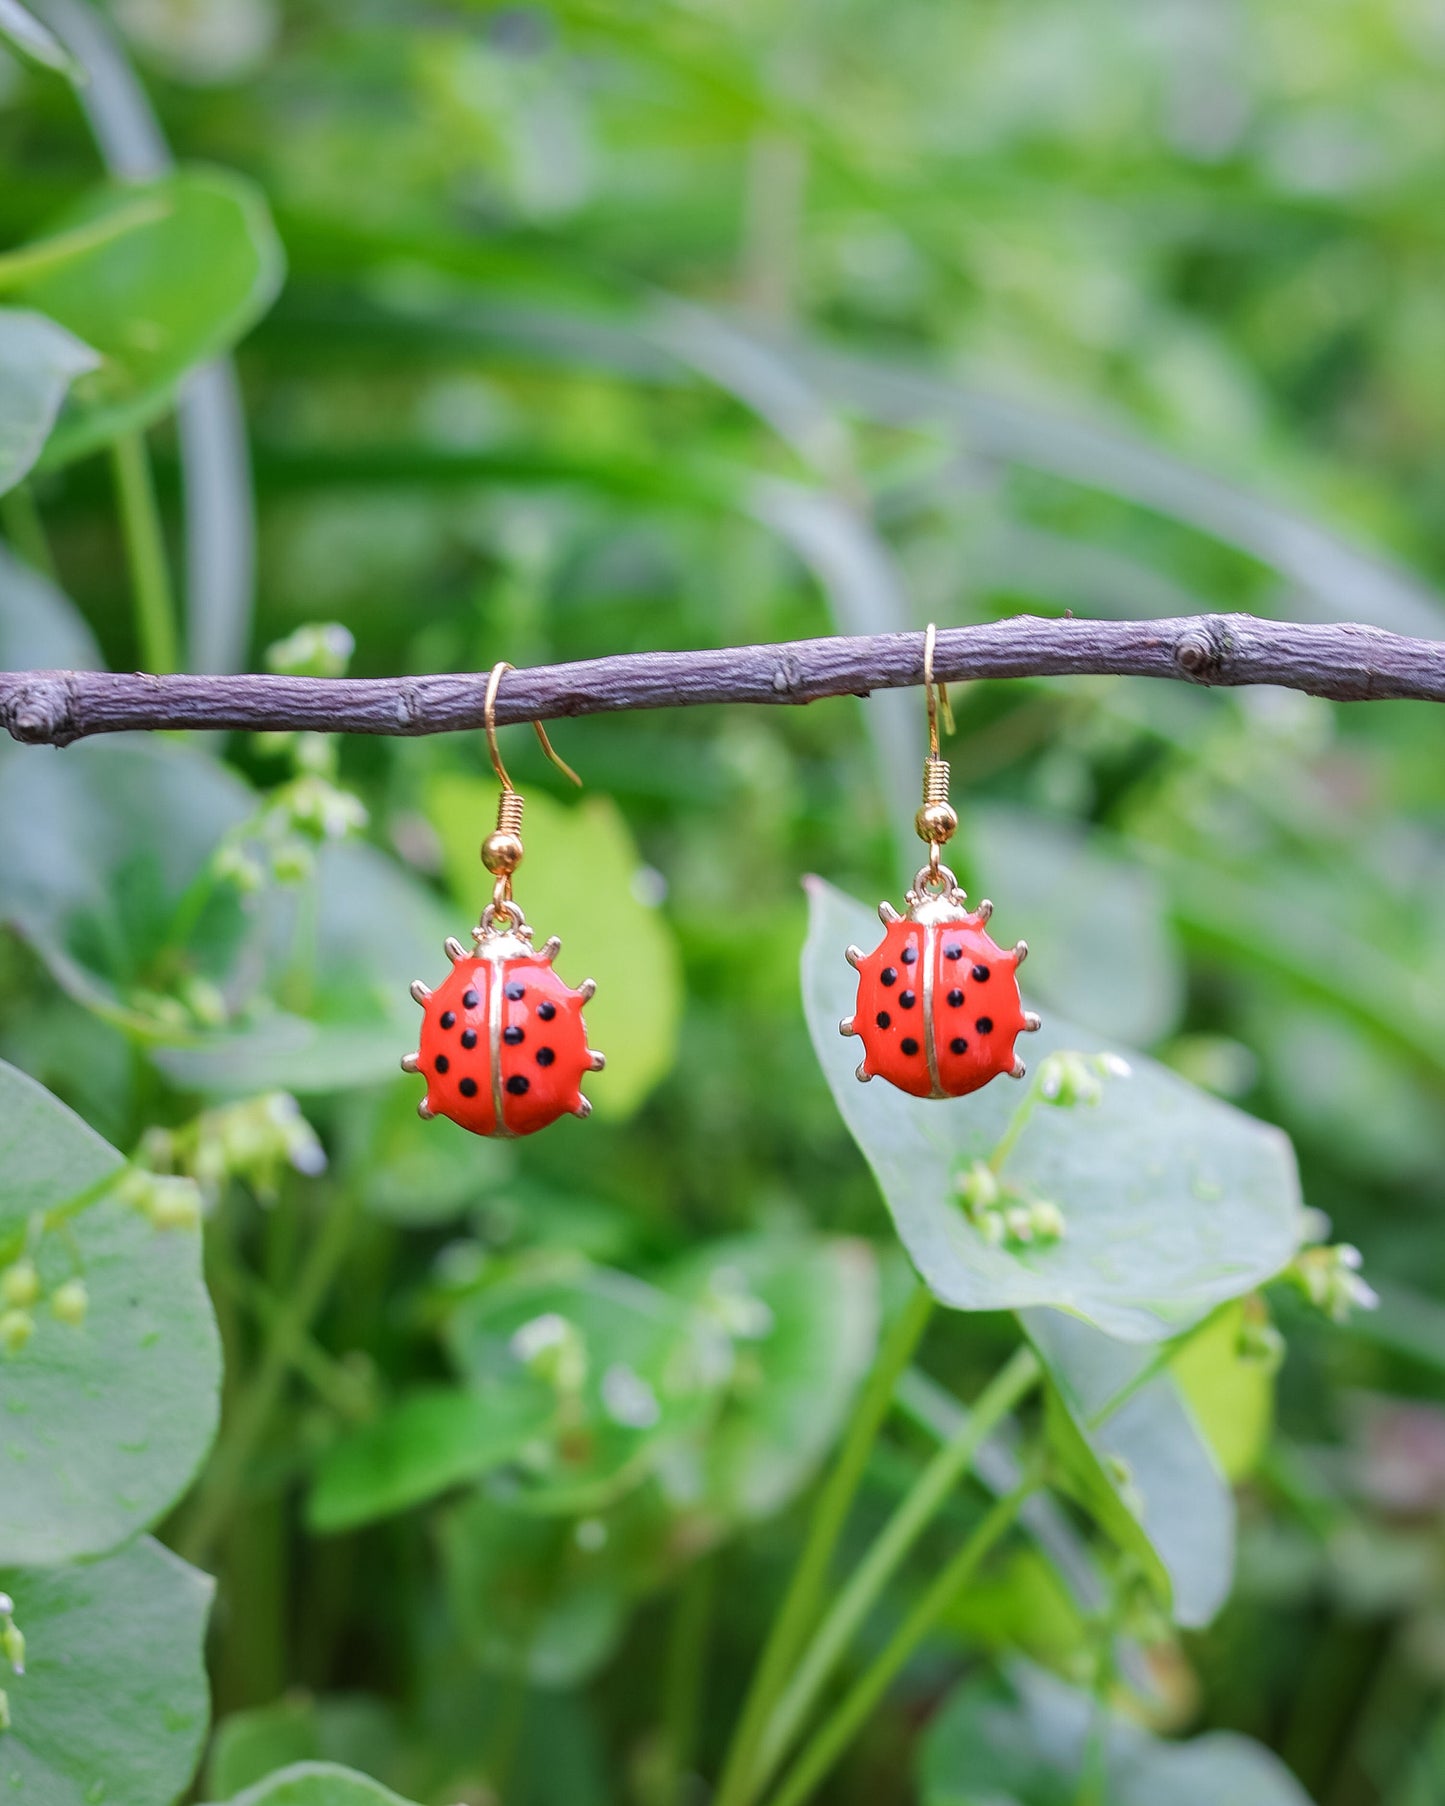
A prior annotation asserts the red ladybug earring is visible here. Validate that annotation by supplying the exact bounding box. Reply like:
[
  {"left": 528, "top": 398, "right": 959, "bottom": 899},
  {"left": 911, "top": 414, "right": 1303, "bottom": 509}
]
[
  {"left": 841, "top": 624, "right": 1040, "bottom": 1098},
  {"left": 403, "top": 662, "right": 604, "bottom": 1136}
]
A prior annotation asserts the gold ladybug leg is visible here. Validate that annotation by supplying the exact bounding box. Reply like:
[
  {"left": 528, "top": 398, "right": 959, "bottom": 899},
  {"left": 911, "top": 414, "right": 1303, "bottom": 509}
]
[
  {"left": 1010, "top": 1057, "right": 1027, "bottom": 1079},
  {"left": 1011, "top": 940, "right": 1028, "bottom": 965},
  {"left": 573, "top": 1095, "right": 593, "bottom": 1119},
  {"left": 577, "top": 978, "right": 597, "bottom": 1002},
  {"left": 418, "top": 1096, "right": 436, "bottom": 1119},
  {"left": 587, "top": 1050, "right": 606, "bottom": 1071},
  {"left": 974, "top": 899, "right": 994, "bottom": 924},
  {"left": 856, "top": 1061, "right": 873, "bottom": 1083},
  {"left": 1022, "top": 1012, "right": 1041, "bottom": 1032},
  {"left": 444, "top": 937, "right": 468, "bottom": 963},
  {"left": 400, "top": 1052, "right": 420, "bottom": 1073},
  {"left": 410, "top": 980, "right": 431, "bottom": 1005},
  {"left": 845, "top": 945, "right": 863, "bottom": 970},
  {"left": 540, "top": 935, "right": 562, "bottom": 963},
  {"left": 878, "top": 901, "right": 902, "bottom": 925},
  {"left": 839, "top": 1015, "right": 857, "bottom": 1038}
]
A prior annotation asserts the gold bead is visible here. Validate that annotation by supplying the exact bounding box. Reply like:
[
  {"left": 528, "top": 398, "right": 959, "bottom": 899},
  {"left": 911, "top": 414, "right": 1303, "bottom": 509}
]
[
  {"left": 915, "top": 800, "right": 958, "bottom": 845},
  {"left": 481, "top": 829, "right": 524, "bottom": 875}
]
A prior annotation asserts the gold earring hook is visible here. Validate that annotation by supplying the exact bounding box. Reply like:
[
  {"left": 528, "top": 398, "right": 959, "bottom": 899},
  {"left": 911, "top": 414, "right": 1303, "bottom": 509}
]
[
  {"left": 922, "top": 622, "right": 955, "bottom": 759},
  {"left": 917, "top": 624, "right": 959, "bottom": 881},
  {"left": 483, "top": 662, "right": 582, "bottom": 792},
  {"left": 480, "top": 662, "right": 582, "bottom": 920}
]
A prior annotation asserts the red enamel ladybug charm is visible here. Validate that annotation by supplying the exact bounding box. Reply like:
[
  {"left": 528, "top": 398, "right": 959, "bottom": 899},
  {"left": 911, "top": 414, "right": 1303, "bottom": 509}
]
[
  {"left": 405, "top": 920, "right": 604, "bottom": 1136},
  {"left": 403, "top": 662, "right": 603, "bottom": 1137},
  {"left": 839, "top": 623, "right": 1040, "bottom": 1100},
  {"left": 840, "top": 876, "right": 1038, "bottom": 1098}
]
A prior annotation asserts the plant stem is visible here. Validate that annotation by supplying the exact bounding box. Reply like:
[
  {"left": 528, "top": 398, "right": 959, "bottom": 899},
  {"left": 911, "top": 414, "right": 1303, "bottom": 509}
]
[
  {"left": 988, "top": 1075, "right": 1042, "bottom": 1172},
  {"left": 753, "top": 1344, "right": 1043, "bottom": 1794},
  {"left": 177, "top": 1183, "right": 359, "bottom": 1565},
  {"left": 0, "top": 482, "right": 57, "bottom": 581},
  {"left": 713, "top": 1281, "right": 935, "bottom": 1806},
  {"left": 663, "top": 1556, "right": 716, "bottom": 1804},
  {"left": 111, "top": 429, "right": 179, "bottom": 675},
  {"left": 1084, "top": 1301, "right": 1225, "bottom": 1430},
  {"left": 765, "top": 1480, "right": 1035, "bottom": 1806}
]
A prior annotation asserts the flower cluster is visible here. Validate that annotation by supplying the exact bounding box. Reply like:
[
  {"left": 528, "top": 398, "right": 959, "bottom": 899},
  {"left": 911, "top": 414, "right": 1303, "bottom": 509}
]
[{"left": 0, "top": 1255, "right": 88, "bottom": 1357}]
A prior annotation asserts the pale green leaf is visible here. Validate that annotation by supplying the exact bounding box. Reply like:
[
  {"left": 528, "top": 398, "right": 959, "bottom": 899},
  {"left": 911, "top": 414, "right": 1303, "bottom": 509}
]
[
  {"left": 920, "top": 1665, "right": 1314, "bottom": 1806},
  {"left": 801, "top": 877, "right": 1304, "bottom": 1340},
  {"left": 0, "top": 1060, "right": 221, "bottom": 1565},
  {"left": 0, "top": 545, "right": 104, "bottom": 669},
  {"left": 0, "top": 308, "right": 98, "bottom": 496},
  {"left": 1029, "top": 1309, "right": 1233, "bottom": 1629},
  {"left": 0, "top": 0, "right": 81, "bottom": 80},
  {"left": 0, "top": 1537, "right": 213, "bottom": 1806}
]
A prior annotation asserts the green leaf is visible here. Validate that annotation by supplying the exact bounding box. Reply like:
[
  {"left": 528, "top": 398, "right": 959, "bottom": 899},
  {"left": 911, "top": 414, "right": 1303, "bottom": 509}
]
[
  {"left": 0, "top": 545, "right": 104, "bottom": 669},
  {"left": 0, "top": 308, "right": 98, "bottom": 496},
  {"left": 969, "top": 807, "right": 1184, "bottom": 1047},
  {"left": 151, "top": 839, "right": 454, "bottom": 1096},
  {"left": 437, "top": 1489, "right": 637, "bottom": 1689},
  {"left": 1029, "top": 1310, "right": 1233, "bottom": 1629},
  {"left": 1169, "top": 1300, "right": 1275, "bottom": 1482},
  {"left": 920, "top": 1665, "right": 1314, "bottom": 1806},
  {"left": 207, "top": 1698, "right": 401, "bottom": 1802},
  {"left": 445, "top": 1258, "right": 725, "bottom": 1515},
  {"left": 344, "top": 1082, "right": 513, "bottom": 1225},
  {"left": 0, "top": 1059, "right": 221, "bottom": 1565},
  {"left": 0, "top": 0, "right": 81, "bottom": 80},
  {"left": 428, "top": 777, "right": 681, "bottom": 1118},
  {"left": 8, "top": 169, "right": 283, "bottom": 466},
  {"left": 307, "top": 1382, "right": 556, "bottom": 1534},
  {"left": 0, "top": 738, "right": 259, "bottom": 1036},
  {"left": 0, "top": 740, "right": 450, "bottom": 1093},
  {"left": 0, "top": 1052, "right": 120, "bottom": 1238},
  {"left": 665, "top": 1234, "right": 879, "bottom": 1524},
  {"left": 212, "top": 1765, "right": 420, "bottom": 1806},
  {"left": 0, "top": 1536, "right": 214, "bottom": 1806},
  {"left": 801, "top": 877, "right": 1304, "bottom": 1340}
]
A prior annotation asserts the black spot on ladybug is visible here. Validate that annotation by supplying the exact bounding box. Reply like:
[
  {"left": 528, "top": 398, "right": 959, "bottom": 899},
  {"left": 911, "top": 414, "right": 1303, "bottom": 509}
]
[
  {"left": 503, "top": 1025, "right": 525, "bottom": 1046},
  {"left": 972, "top": 964, "right": 990, "bottom": 983},
  {"left": 537, "top": 1047, "right": 555, "bottom": 1067},
  {"left": 435, "top": 1054, "right": 450, "bottom": 1074},
  {"left": 899, "top": 990, "right": 916, "bottom": 1009},
  {"left": 461, "top": 1029, "right": 477, "bottom": 1049},
  {"left": 901, "top": 946, "right": 918, "bottom": 965},
  {"left": 463, "top": 989, "right": 479, "bottom": 1009},
  {"left": 947, "top": 988, "right": 964, "bottom": 1007},
  {"left": 881, "top": 967, "right": 897, "bottom": 987},
  {"left": 875, "top": 1010, "right": 891, "bottom": 1029},
  {"left": 506, "top": 1074, "right": 530, "bottom": 1095},
  {"left": 459, "top": 1077, "right": 478, "bottom": 1098},
  {"left": 950, "top": 1037, "right": 968, "bottom": 1055},
  {"left": 505, "top": 980, "right": 526, "bottom": 1001},
  {"left": 976, "top": 1016, "right": 994, "bottom": 1034},
  {"left": 901, "top": 1037, "right": 920, "bottom": 1056},
  {"left": 440, "top": 1010, "right": 456, "bottom": 1029},
  {"left": 944, "top": 943, "right": 963, "bottom": 960},
  {"left": 537, "top": 1000, "right": 557, "bottom": 1021}
]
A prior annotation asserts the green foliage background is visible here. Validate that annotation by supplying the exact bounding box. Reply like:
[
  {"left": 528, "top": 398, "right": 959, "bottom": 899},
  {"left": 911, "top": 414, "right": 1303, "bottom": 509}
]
[{"left": 0, "top": 2, "right": 1443, "bottom": 1804}]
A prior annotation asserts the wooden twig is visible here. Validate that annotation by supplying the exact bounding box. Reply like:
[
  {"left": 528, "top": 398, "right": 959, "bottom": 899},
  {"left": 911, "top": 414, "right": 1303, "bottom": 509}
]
[{"left": 2, "top": 613, "right": 1443, "bottom": 747}]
